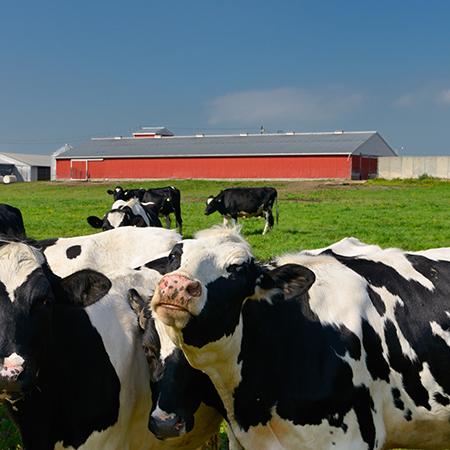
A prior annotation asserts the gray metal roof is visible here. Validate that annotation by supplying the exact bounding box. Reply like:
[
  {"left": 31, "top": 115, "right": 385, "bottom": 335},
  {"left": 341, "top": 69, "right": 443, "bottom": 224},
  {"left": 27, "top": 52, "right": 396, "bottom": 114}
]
[
  {"left": 57, "top": 131, "right": 396, "bottom": 160},
  {"left": 0, "top": 152, "right": 51, "bottom": 167}
]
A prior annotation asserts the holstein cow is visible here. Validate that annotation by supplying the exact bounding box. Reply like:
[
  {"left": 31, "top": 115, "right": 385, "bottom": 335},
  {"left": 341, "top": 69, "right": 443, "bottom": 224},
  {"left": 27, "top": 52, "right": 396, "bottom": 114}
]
[
  {"left": 204, "top": 187, "right": 278, "bottom": 235},
  {"left": 0, "top": 239, "right": 221, "bottom": 450},
  {"left": 87, "top": 198, "right": 162, "bottom": 231},
  {"left": 128, "top": 287, "right": 226, "bottom": 443},
  {"left": 141, "top": 187, "right": 183, "bottom": 236},
  {"left": 0, "top": 203, "right": 26, "bottom": 239},
  {"left": 151, "top": 226, "right": 450, "bottom": 450},
  {"left": 39, "top": 226, "right": 181, "bottom": 277},
  {"left": 107, "top": 186, "right": 183, "bottom": 235}
]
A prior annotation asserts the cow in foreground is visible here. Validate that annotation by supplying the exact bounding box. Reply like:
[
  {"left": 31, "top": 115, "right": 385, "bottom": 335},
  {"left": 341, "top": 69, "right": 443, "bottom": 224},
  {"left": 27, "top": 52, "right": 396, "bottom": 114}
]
[
  {"left": 0, "top": 203, "right": 26, "bottom": 239},
  {"left": 204, "top": 187, "right": 278, "bottom": 235},
  {"left": 0, "top": 239, "right": 221, "bottom": 450},
  {"left": 107, "top": 186, "right": 183, "bottom": 235},
  {"left": 39, "top": 226, "right": 181, "bottom": 277},
  {"left": 151, "top": 226, "right": 450, "bottom": 449},
  {"left": 87, "top": 198, "right": 162, "bottom": 231}
]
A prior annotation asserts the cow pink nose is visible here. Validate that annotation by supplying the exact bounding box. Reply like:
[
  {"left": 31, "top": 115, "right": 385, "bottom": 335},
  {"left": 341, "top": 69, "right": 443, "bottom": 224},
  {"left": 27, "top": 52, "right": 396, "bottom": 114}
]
[
  {"left": 160, "top": 274, "right": 202, "bottom": 299},
  {"left": 0, "top": 364, "right": 23, "bottom": 379}
]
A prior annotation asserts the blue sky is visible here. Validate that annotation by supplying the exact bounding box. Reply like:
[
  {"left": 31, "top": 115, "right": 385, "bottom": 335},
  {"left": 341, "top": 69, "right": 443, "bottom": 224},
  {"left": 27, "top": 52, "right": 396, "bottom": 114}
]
[{"left": 1, "top": 0, "right": 450, "bottom": 156}]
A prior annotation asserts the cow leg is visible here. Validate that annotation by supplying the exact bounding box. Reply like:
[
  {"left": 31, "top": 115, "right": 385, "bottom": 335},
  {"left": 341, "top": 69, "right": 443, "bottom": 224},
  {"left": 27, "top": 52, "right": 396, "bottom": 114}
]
[
  {"left": 164, "top": 215, "right": 171, "bottom": 229},
  {"left": 262, "top": 210, "right": 274, "bottom": 235}
]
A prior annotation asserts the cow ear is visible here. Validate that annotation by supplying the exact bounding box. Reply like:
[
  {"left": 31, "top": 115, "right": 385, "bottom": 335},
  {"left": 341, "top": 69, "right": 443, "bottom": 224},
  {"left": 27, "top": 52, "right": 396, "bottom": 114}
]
[
  {"left": 259, "top": 264, "right": 315, "bottom": 299},
  {"left": 128, "top": 288, "right": 149, "bottom": 329},
  {"left": 106, "top": 190, "right": 114, "bottom": 195},
  {"left": 58, "top": 270, "right": 112, "bottom": 307},
  {"left": 87, "top": 216, "right": 103, "bottom": 229}
]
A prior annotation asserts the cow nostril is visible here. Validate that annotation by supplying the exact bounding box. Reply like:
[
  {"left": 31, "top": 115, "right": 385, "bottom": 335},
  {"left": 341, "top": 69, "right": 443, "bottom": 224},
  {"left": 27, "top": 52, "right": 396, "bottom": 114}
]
[{"left": 187, "top": 281, "right": 201, "bottom": 298}]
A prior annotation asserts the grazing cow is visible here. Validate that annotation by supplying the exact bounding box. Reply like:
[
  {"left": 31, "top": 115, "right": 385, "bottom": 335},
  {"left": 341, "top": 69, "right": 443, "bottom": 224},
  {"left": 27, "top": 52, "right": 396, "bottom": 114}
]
[
  {"left": 204, "top": 187, "right": 278, "bottom": 235},
  {"left": 151, "top": 226, "right": 450, "bottom": 450},
  {"left": 0, "top": 239, "right": 221, "bottom": 450},
  {"left": 106, "top": 186, "right": 183, "bottom": 235},
  {"left": 0, "top": 203, "right": 26, "bottom": 239},
  {"left": 38, "top": 226, "right": 181, "bottom": 277},
  {"left": 87, "top": 198, "right": 162, "bottom": 231},
  {"left": 141, "top": 187, "right": 183, "bottom": 235}
]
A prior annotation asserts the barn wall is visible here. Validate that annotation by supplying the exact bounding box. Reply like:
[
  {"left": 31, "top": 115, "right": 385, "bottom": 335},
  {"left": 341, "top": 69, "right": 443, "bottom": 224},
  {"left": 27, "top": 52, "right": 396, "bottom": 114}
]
[
  {"left": 57, "top": 155, "right": 354, "bottom": 180},
  {"left": 378, "top": 157, "right": 450, "bottom": 179}
]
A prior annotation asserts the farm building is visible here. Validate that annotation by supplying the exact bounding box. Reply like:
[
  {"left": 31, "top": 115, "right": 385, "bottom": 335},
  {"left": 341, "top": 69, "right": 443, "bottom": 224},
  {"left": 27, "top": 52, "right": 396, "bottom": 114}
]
[
  {"left": 54, "top": 128, "right": 396, "bottom": 181},
  {"left": 0, "top": 152, "right": 51, "bottom": 182}
]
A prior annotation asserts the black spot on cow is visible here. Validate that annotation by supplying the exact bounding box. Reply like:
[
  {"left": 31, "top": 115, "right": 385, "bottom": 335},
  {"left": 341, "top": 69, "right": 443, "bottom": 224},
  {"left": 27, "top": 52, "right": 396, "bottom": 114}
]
[{"left": 66, "top": 245, "right": 82, "bottom": 260}]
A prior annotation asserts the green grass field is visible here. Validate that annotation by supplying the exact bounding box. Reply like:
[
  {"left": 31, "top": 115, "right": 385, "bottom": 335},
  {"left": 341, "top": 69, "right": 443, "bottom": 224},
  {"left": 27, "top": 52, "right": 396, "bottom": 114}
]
[{"left": 1, "top": 176, "right": 450, "bottom": 449}]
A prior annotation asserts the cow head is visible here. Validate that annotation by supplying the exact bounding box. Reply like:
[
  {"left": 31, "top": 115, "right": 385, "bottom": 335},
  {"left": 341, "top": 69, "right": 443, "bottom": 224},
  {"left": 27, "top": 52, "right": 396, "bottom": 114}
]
[
  {"left": 0, "top": 240, "right": 111, "bottom": 400},
  {"left": 128, "top": 287, "right": 222, "bottom": 440},
  {"left": 87, "top": 207, "right": 146, "bottom": 231},
  {"left": 107, "top": 186, "right": 146, "bottom": 202},
  {"left": 151, "top": 226, "right": 315, "bottom": 352},
  {"left": 204, "top": 195, "right": 220, "bottom": 216}
]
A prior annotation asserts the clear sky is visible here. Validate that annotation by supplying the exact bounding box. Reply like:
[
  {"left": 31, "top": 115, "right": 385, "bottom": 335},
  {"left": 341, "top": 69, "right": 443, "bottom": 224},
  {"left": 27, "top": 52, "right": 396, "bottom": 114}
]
[{"left": 1, "top": 0, "right": 450, "bottom": 156}]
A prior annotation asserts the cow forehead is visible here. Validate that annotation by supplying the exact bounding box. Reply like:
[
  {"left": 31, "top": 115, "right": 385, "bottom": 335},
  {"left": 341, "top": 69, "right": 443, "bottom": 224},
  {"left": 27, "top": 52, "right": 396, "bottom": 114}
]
[
  {"left": 107, "top": 210, "right": 126, "bottom": 229},
  {"left": 0, "top": 242, "right": 45, "bottom": 302},
  {"left": 178, "top": 238, "right": 253, "bottom": 280}
]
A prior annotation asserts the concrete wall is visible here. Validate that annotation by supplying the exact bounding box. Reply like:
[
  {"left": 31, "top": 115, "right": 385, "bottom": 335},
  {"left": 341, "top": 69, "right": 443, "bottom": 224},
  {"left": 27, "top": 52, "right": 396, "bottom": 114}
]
[{"left": 378, "top": 156, "right": 450, "bottom": 180}]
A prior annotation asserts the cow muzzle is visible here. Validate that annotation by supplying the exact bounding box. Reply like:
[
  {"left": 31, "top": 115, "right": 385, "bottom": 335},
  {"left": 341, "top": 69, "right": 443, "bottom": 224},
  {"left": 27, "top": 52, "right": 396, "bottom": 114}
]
[
  {"left": 152, "top": 274, "right": 202, "bottom": 329},
  {"left": 0, "top": 353, "right": 25, "bottom": 399},
  {"left": 148, "top": 410, "right": 193, "bottom": 440}
]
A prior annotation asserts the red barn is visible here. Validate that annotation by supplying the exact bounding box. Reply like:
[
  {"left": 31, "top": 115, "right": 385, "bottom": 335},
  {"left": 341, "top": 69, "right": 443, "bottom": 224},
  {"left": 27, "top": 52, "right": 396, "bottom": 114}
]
[{"left": 54, "top": 128, "right": 396, "bottom": 181}]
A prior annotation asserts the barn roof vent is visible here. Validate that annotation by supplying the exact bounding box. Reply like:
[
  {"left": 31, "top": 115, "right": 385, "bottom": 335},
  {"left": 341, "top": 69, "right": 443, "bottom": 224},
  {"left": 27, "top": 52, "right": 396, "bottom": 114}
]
[
  {"left": 133, "top": 127, "right": 173, "bottom": 138},
  {"left": 334, "top": 130, "right": 344, "bottom": 134},
  {"left": 286, "top": 131, "right": 295, "bottom": 135},
  {"left": 196, "top": 134, "right": 205, "bottom": 137},
  {"left": 114, "top": 136, "right": 122, "bottom": 139},
  {"left": 240, "top": 133, "right": 249, "bottom": 136}
]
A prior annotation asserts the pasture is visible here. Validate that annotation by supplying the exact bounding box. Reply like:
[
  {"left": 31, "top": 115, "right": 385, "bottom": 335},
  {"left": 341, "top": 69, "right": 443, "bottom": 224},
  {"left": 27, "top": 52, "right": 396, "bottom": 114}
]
[{"left": 1, "top": 176, "right": 450, "bottom": 449}]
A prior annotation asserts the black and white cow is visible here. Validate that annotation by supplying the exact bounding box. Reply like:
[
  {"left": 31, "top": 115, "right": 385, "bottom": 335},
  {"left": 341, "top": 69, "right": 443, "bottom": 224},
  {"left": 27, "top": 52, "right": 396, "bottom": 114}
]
[
  {"left": 106, "top": 186, "right": 183, "bottom": 235},
  {"left": 87, "top": 198, "right": 162, "bottom": 231},
  {"left": 0, "top": 239, "right": 221, "bottom": 450},
  {"left": 0, "top": 203, "right": 26, "bottom": 239},
  {"left": 107, "top": 186, "right": 146, "bottom": 202},
  {"left": 39, "top": 226, "right": 181, "bottom": 277},
  {"left": 151, "top": 226, "right": 450, "bottom": 450},
  {"left": 128, "top": 287, "right": 225, "bottom": 442},
  {"left": 141, "top": 187, "right": 183, "bottom": 235},
  {"left": 204, "top": 187, "right": 278, "bottom": 235}
]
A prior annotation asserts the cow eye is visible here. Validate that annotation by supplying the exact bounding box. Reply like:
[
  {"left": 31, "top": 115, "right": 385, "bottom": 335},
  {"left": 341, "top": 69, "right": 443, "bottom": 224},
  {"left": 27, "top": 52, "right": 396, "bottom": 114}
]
[
  {"left": 31, "top": 295, "right": 54, "bottom": 312},
  {"left": 227, "top": 263, "right": 249, "bottom": 275}
]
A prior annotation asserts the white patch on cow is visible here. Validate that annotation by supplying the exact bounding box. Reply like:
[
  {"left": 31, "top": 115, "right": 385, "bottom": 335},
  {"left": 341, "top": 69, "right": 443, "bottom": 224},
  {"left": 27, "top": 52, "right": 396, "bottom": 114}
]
[
  {"left": 3, "top": 353, "right": 25, "bottom": 368},
  {"left": 43, "top": 227, "right": 181, "bottom": 277},
  {"left": 107, "top": 210, "right": 126, "bottom": 229},
  {"left": 304, "top": 237, "right": 383, "bottom": 257},
  {"left": 0, "top": 242, "right": 45, "bottom": 302},
  {"left": 154, "top": 313, "right": 177, "bottom": 360},
  {"left": 430, "top": 320, "right": 450, "bottom": 348}
]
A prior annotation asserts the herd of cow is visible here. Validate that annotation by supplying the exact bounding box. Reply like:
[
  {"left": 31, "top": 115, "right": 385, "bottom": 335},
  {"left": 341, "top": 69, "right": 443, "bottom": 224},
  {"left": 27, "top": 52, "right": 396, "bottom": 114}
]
[
  {"left": 85, "top": 185, "right": 279, "bottom": 236},
  {"left": 2, "top": 184, "right": 450, "bottom": 450}
]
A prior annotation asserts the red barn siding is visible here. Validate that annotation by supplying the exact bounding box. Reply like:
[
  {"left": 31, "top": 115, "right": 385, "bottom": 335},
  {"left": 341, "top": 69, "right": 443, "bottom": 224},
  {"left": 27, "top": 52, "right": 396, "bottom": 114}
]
[{"left": 57, "top": 155, "right": 356, "bottom": 180}]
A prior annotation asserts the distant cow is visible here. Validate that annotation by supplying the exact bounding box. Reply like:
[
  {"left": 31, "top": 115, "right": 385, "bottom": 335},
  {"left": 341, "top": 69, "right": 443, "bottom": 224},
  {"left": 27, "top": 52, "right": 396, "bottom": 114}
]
[
  {"left": 0, "top": 203, "right": 26, "bottom": 239},
  {"left": 204, "top": 187, "right": 278, "bottom": 235},
  {"left": 107, "top": 186, "right": 183, "bottom": 235},
  {"left": 141, "top": 187, "right": 183, "bottom": 235},
  {"left": 151, "top": 226, "right": 450, "bottom": 450},
  {"left": 0, "top": 238, "right": 221, "bottom": 450},
  {"left": 87, "top": 198, "right": 162, "bottom": 231}
]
